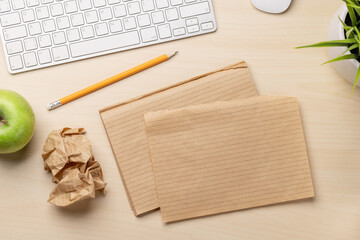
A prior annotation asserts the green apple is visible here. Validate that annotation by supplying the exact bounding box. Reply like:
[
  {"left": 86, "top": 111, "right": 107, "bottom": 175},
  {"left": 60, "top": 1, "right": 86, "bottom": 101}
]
[{"left": 0, "top": 90, "right": 35, "bottom": 154}]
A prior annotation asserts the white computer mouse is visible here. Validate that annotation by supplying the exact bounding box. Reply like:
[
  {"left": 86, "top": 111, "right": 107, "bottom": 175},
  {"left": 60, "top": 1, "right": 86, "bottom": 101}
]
[{"left": 251, "top": 0, "right": 293, "bottom": 14}]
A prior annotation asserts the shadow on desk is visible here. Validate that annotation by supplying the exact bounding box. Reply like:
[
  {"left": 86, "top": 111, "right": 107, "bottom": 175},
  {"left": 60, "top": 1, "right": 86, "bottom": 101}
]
[
  {"left": 0, "top": 140, "right": 33, "bottom": 166},
  {"left": 53, "top": 194, "right": 106, "bottom": 217},
  {"left": 164, "top": 197, "right": 316, "bottom": 225}
]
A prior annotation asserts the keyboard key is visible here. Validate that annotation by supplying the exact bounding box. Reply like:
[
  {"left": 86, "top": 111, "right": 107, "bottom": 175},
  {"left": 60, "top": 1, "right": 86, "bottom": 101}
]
[
  {"left": 71, "top": 13, "right": 85, "bottom": 26},
  {"left": 9, "top": 55, "right": 23, "bottom": 70},
  {"left": 12, "top": 0, "right": 25, "bottom": 10},
  {"left": 179, "top": 2, "right": 210, "bottom": 18},
  {"left": 50, "top": 3, "right": 64, "bottom": 16},
  {"left": 6, "top": 40, "right": 23, "bottom": 54},
  {"left": 137, "top": 13, "right": 150, "bottom": 27},
  {"left": 42, "top": 19, "right": 56, "bottom": 32},
  {"left": 41, "top": 0, "right": 53, "bottom": 4},
  {"left": 26, "top": 0, "right": 39, "bottom": 7},
  {"left": 173, "top": 27, "right": 185, "bottom": 36},
  {"left": 0, "top": 0, "right": 11, "bottom": 13},
  {"left": 170, "top": 0, "right": 182, "bottom": 6},
  {"left": 79, "top": 0, "right": 92, "bottom": 10},
  {"left": 93, "top": 0, "right": 105, "bottom": 8},
  {"left": 85, "top": 10, "right": 98, "bottom": 23},
  {"left": 140, "top": 26, "right": 157, "bottom": 42},
  {"left": 123, "top": 16, "right": 136, "bottom": 30},
  {"left": 165, "top": 8, "right": 178, "bottom": 21},
  {"left": 23, "top": 51, "right": 37, "bottom": 67},
  {"left": 80, "top": 25, "right": 94, "bottom": 38},
  {"left": 141, "top": 0, "right": 154, "bottom": 12},
  {"left": 56, "top": 16, "right": 70, "bottom": 29},
  {"left": 108, "top": 0, "right": 119, "bottom": 5},
  {"left": 158, "top": 23, "right": 171, "bottom": 39},
  {"left": 64, "top": 0, "right": 78, "bottom": 13},
  {"left": 113, "top": 5, "right": 126, "bottom": 18},
  {"left": 38, "top": 48, "right": 52, "bottom": 64},
  {"left": 3, "top": 25, "right": 27, "bottom": 40},
  {"left": 52, "top": 45, "right": 69, "bottom": 61},
  {"left": 24, "top": 37, "right": 37, "bottom": 50},
  {"left": 99, "top": 7, "right": 112, "bottom": 20},
  {"left": 95, "top": 22, "right": 108, "bottom": 35},
  {"left": 127, "top": 1, "right": 141, "bottom": 15},
  {"left": 185, "top": 17, "right": 197, "bottom": 26},
  {"left": 0, "top": 12, "right": 21, "bottom": 27},
  {"left": 155, "top": 0, "right": 168, "bottom": 9},
  {"left": 52, "top": 31, "right": 66, "bottom": 45},
  {"left": 187, "top": 24, "right": 198, "bottom": 33},
  {"left": 201, "top": 21, "right": 213, "bottom": 30},
  {"left": 38, "top": 34, "right": 52, "bottom": 47},
  {"left": 184, "top": 0, "right": 196, "bottom": 2},
  {"left": 109, "top": 19, "right": 122, "bottom": 33},
  {"left": 22, "top": 9, "right": 35, "bottom": 22},
  {"left": 151, "top": 10, "right": 164, "bottom": 24},
  {"left": 28, "top": 22, "right": 42, "bottom": 35},
  {"left": 67, "top": 28, "right": 80, "bottom": 41},
  {"left": 70, "top": 30, "right": 140, "bottom": 57},
  {"left": 36, "top": 6, "right": 50, "bottom": 19}
]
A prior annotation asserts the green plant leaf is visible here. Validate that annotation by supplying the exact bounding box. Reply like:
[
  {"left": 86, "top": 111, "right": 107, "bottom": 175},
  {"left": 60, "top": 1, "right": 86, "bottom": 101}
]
[
  {"left": 355, "top": 35, "right": 360, "bottom": 46},
  {"left": 340, "top": 43, "right": 359, "bottom": 55},
  {"left": 322, "top": 54, "right": 356, "bottom": 65},
  {"left": 344, "top": 25, "right": 353, "bottom": 31},
  {"left": 347, "top": 3, "right": 360, "bottom": 8},
  {"left": 344, "top": 0, "right": 360, "bottom": 15},
  {"left": 338, "top": 16, "right": 349, "bottom": 28},
  {"left": 347, "top": 3, "right": 360, "bottom": 15},
  {"left": 352, "top": 65, "right": 360, "bottom": 92},
  {"left": 338, "top": 16, "right": 348, "bottom": 27},
  {"left": 346, "top": 28, "right": 355, "bottom": 38},
  {"left": 296, "top": 39, "right": 357, "bottom": 49},
  {"left": 355, "top": 26, "right": 360, "bottom": 36},
  {"left": 347, "top": 3, "right": 357, "bottom": 25},
  {"left": 344, "top": 1, "right": 360, "bottom": 8},
  {"left": 343, "top": 0, "right": 360, "bottom": 5},
  {"left": 339, "top": 17, "right": 354, "bottom": 37}
]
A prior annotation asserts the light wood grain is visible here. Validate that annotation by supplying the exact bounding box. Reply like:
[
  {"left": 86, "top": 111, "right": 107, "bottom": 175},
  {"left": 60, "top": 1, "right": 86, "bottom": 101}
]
[{"left": 0, "top": 0, "right": 359, "bottom": 239}]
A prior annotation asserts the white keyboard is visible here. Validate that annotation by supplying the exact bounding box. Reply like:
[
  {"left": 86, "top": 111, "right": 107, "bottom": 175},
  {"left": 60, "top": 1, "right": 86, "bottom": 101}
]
[{"left": 0, "top": 0, "right": 216, "bottom": 74}]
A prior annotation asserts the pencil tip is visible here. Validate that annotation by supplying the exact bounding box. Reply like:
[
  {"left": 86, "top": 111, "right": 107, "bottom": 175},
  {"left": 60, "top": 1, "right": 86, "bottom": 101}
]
[{"left": 168, "top": 51, "right": 179, "bottom": 60}]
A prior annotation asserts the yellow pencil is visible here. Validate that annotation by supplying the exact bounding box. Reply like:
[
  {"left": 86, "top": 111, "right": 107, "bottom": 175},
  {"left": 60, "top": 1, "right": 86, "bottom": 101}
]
[{"left": 47, "top": 51, "right": 178, "bottom": 110}]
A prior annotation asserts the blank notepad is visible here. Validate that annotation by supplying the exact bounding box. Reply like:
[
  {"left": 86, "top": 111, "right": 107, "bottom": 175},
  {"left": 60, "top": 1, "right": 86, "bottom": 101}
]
[
  {"left": 99, "top": 62, "right": 257, "bottom": 215},
  {"left": 144, "top": 96, "right": 314, "bottom": 222}
]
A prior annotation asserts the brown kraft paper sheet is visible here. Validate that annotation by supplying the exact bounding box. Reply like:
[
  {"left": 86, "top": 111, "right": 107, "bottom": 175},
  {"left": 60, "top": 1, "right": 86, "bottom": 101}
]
[
  {"left": 144, "top": 96, "right": 314, "bottom": 222},
  {"left": 99, "top": 61, "right": 258, "bottom": 215}
]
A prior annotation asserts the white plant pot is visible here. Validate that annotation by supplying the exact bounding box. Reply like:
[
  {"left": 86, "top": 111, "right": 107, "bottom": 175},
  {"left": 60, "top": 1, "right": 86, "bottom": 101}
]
[{"left": 327, "top": 4, "right": 360, "bottom": 86}]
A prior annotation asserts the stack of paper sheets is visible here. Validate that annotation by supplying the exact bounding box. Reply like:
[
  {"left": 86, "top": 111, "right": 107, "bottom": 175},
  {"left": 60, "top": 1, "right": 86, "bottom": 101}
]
[
  {"left": 100, "top": 62, "right": 314, "bottom": 222},
  {"left": 100, "top": 62, "right": 257, "bottom": 215}
]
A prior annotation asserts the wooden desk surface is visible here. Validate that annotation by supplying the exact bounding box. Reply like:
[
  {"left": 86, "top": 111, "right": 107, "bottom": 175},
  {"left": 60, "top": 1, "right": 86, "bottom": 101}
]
[{"left": 0, "top": 0, "right": 359, "bottom": 239}]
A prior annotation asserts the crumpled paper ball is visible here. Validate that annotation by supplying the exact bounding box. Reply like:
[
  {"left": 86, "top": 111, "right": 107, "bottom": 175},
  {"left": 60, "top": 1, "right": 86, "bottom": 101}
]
[{"left": 42, "top": 128, "right": 106, "bottom": 207}]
